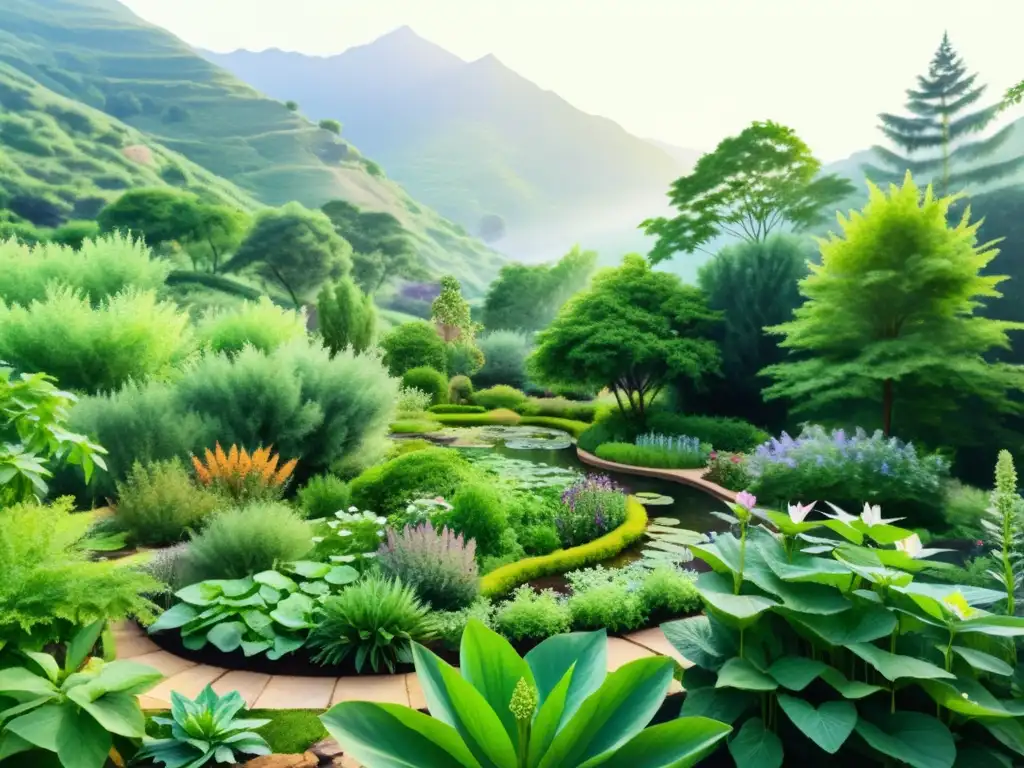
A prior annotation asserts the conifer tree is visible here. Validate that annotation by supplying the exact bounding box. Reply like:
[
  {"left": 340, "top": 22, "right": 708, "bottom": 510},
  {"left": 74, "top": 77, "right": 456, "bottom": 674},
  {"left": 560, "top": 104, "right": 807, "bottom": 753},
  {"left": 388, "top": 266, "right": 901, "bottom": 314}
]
[{"left": 864, "top": 33, "right": 1024, "bottom": 196}]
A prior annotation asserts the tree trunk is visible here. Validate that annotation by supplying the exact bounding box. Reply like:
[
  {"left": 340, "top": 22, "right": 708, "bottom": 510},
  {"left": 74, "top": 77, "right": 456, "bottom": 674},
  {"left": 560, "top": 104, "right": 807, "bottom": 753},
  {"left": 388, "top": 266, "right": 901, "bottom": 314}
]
[{"left": 882, "top": 378, "right": 894, "bottom": 437}]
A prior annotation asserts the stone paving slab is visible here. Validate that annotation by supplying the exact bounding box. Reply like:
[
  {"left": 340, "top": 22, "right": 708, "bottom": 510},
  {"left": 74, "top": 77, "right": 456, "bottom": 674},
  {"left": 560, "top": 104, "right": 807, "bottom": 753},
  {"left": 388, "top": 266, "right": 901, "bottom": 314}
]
[
  {"left": 331, "top": 674, "right": 411, "bottom": 707},
  {"left": 213, "top": 670, "right": 273, "bottom": 707},
  {"left": 254, "top": 675, "right": 337, "bottom": 710},
  {"left": 130, "top": 650, "right": 197, "bottom": 679},
  {"left": 147, "top": 664, "right": 226, "bottom": 705},
  {"left": 624, "top": 627, "right": 693, "bottom": 668}
]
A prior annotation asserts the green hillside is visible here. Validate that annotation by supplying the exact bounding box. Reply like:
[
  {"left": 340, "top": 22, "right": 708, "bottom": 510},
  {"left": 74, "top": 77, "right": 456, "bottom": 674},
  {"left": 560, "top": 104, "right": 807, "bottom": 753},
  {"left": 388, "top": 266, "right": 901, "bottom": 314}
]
[{"left": 0, "top": 0, "right": 506, "bottom": 293}]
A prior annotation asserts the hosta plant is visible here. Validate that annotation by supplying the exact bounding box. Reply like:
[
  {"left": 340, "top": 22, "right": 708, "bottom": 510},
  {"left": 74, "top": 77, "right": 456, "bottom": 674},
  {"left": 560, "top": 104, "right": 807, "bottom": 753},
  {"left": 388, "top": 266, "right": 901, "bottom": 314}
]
[
  {"left": 191, "top": 442, "right": 297, "bottom": 502},
  {"left": 134, "top": 684, "right": 271, "bottom": 768},
  {"left": 148, "top": 561, "right": 359, "bottom": 660},
  {"left": 321, "top": 619, "right": 732, "bottom": 767},
  {"left": 663, "top": 496, "right": 1024, "bottom": 767},
  {"left": 0, "top": 620, "right": 162, "bottom": 768}
]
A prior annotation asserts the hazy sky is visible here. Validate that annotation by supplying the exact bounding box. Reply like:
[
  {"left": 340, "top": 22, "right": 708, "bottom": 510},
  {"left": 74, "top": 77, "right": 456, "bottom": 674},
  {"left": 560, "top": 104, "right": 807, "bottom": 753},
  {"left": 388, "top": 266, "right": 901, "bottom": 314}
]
[{"left": 121, "top": 0, "right": 1022, "bottom": 161}]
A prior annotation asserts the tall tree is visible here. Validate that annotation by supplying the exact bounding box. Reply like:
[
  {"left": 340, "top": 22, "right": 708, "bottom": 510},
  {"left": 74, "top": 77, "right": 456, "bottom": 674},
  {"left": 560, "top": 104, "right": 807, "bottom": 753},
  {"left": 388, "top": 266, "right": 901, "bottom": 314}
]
[
  {"left": 530, "top": 254, "right": 721, "bottom": 425},
  {"left": 864, "top": 33, "right": 1024, "bottom": 197},
  {"left": 763, "top": 174, "right": 1024, "bottom": 445},
  {"left": 642, "top": 121, "right": 853, "bottom": 263},
  {"left": 317, "top": 276, "right": 376, "bottom": 355},
  {"left": 225, "top": 202, "right": 351, "bottom": 307},
  {"left": 431, "top": 275, "right": 474, "bottom": 343}
]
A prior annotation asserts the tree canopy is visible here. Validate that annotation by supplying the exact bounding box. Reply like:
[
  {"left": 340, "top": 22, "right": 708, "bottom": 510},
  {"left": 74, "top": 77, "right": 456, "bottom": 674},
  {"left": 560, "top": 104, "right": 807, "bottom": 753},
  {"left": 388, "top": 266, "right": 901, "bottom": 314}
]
[
  {"left": 530, "top": 253, "right": 721, "bottom": 423},
  {"left": 642, "top": 121, "right": 853, "bottom": 263},
  {"left": 321, "top": 200, "right": 424, "bottom": 293},
  {"left": 380, "top": 320, "right": 448, "bottom": 376},
  {"left": 317, "top": 276, "right": 376, "bottom": 355},
  {"left": 762, "top": 173, "right": 1024, "bottom": 446},
  {"left": 431, "top": 275, "right": 474, "bottom": 343},
  {"left": 865, "top": 33, "right": 1023, "bottom": 196},
  {"left": 225, "top": 202, "right": 351, "bottom": 307}
]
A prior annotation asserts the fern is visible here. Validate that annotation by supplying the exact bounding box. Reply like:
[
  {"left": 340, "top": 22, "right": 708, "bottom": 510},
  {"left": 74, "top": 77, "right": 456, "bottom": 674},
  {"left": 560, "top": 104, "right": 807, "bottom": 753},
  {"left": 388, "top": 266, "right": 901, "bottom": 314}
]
[{"left": 982, "top": 450, "right": 1024, "bottom": 615}]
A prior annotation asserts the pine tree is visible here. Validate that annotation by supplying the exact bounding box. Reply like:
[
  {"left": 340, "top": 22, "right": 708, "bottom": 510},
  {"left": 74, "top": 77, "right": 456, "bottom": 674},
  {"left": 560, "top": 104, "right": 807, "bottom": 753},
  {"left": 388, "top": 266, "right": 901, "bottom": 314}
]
[{"left": 864, "top": 33, "right": 1024, "bottom": 196}]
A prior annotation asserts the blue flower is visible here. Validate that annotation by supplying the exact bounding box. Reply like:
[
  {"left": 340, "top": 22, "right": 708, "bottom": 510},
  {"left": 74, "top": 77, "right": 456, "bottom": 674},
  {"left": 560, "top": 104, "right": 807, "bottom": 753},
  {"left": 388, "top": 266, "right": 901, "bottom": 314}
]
[{"left": 880, "top": 462, "right": 890, "bottom": 475}]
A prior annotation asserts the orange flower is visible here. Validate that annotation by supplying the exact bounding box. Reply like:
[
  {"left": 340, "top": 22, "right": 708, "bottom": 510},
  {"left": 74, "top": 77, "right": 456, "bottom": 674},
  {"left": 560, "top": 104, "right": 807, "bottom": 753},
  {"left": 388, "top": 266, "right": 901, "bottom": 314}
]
[{"left": 191, "top": 442, "right": 298, "bottom": 498}]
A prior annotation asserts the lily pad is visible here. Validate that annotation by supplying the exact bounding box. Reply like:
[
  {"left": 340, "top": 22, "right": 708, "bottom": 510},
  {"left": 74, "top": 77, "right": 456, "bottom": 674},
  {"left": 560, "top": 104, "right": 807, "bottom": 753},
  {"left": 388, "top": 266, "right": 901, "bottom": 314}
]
[
  {"left": 652, "top": 516, "right": 682, "bottom": 526},
  {"left": 636, "top": 493, "right": 675, "bottom": 507}
]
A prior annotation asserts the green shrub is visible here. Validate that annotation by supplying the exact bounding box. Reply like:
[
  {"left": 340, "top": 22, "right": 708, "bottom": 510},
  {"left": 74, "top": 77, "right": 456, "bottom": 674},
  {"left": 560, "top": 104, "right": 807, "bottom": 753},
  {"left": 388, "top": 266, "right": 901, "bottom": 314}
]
[
  {"left": 181, "top": 501, "right": 312, "bottom": 583},
  {"left": 704, "top": 451, "right": 753, "bottom": 491},
  {"left": 386, "top": 439, "right": 433, "bottom": 459},
  {"left": 0, "top": 233, "right": 168, "bottom": 305},
  {"left": 114, "top": 459, "right": 224, "bottom": 546},
  {"left": 401, "top": 366, "right": 447, "bottom": 406},
  {"left": 518, "top": 415, "right": 589, "bottom": 437},
  {"left": 473, "top": 384, "right": 528, "bottom": 411},
  {"left": 595, "top": 441, "right": 709, "bottom": 469},
  {"left": 941, "top": 481, "right": 989, "bottom": 539},
  {"left": 519, "top": 397, "right": 597, "bottom": 421},
  {"left": 447, "top": 374, "right": 473, "bottom": 404},
  {"left": 517, "top": 523, "right": 561, "bottom": 556},
  {"left": 481, "top": 497, "right": 648, "bottom": 597},
  {"left": 568, "top": 583, "right": 645, "bottom": 632},
  {"left": 429, "top": 404, "right": 485, "bottom": 414},
  {"left": 492, "top": 586, "right": 570, "bottom": 641},
  {"left": 430, "top": 409, "right": 523, "bottom": 427},
  {"left": 432, "top": 599, "right": 495, "bottom": 648},
  {"left": 445, "top": 341, "right": 484, "bottom": 377},
  {"left": 308, "top": 573, "right": 437, "bottom": 673},
  {"left": 396, "top": 386, "right": 431, "bottom": 414},
  {"left": 196, "top": 297, "right": 308, "bottom": 356},
  {"left": 349, "top": 447, "right": 480, "bottom": 516},
  {"left": 297, "top": 473, "right": 351, "bottom": 519},
  {"left": 649, "top": 413, "right": 768, "bottom": 453},
  {"left": 0, "top": 286, "right": 194, "bottom": 394},
  {"left": 389, "top": 419, "right": 441, "bottom": 434},
  {"left": 475, "top": 331, "right": 530, "bottom": 388},
  {"left": 449, "top": 482, "right": 509, "bottom": 557},
  {"left": 377, "top": 521, "right": 479, "bottom": 611},
  {"left": 0, "top": 497, "right": 160, "bottom": 645},
  {"left": 380, "top": 320, "right": 447, "bottom": 376},
  {"left": 638, "top": 566, "right": 700, "bottom": 617},
  {"left": 556, "top": 476, "right": 628, "bottom": 547}
]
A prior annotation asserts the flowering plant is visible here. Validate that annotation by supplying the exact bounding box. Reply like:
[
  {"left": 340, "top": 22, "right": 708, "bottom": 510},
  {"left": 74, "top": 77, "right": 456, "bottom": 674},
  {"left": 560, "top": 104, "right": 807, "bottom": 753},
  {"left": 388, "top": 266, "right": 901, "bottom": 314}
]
[
  {"left": 191, "top": 442, "right": 297, "bottom": 502},
  {"left": 556, "top": 474, "right": 627, "bottom": 547},
  {"left": 705, "top": 451, "right": 753, "bottom": 490},
  {"left": 377, "top": 521, "right": 479, "bottom": 610},
  {"left": 311, "top": 506, "right": 387, "bottom": 563}
]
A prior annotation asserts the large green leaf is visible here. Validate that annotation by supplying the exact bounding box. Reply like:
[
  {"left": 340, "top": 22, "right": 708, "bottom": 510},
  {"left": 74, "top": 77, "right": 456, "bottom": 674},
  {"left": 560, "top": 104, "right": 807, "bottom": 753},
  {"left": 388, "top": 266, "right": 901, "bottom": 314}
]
[
  {"left": 846, "top": 643, "right": 954, "bottom": 682},
  {"left": 525, "top": 630, "right": 606, "bottom": 726},
  {"left": 412, "top": 644, "right": 517, "bottom": 768},
  {"left": 715, "top": 658, "right": 777, "bottom": 692},
  {"left": 661, "top": 616, "right": 735, "bottom": 672},
  {"left": 65, "top": 620, "right": 105, "bottom": 674},
  {"left": 788, "top": 606, "right": 897, "bottom": 646},
  {"left": 207, "top": 622, "right": 246, "bottom": 653},
  {"left": 320, "top": 701, "right": 481, "bottom": 768},
  {"left": 950, "top": 646, "right": 1013, "bottom": 676},
  {"left": 854, "top": 712, "right": 955, "bottom": 768},
  {"left": 953, "top": 747, "right": 1012, "bottom": 768},
  {"left": 760, "top": 548, "right": 853, "bottom": 591},
  {"left": 919, "top": 677, "right": 1013, "bottom": 718},
  {"left": 768, "top": 657, "right": 826, "bottom": 691},
  {"left": 253, "top": 570, "right": 298, "bottom": 592},
  {"left": 581, "top": 717, "right": 731, "bottom": 768},
  {"left": 679, "top": 688, "right": 754, "bottom": 724},
  {"left": 77, "top": 691, "right": 146, "bottom": 738},
  {"left": 777, "top": 694, "right": 855, "bottom": 754},
  {"left": 958, "top": 615, "right": 1024, "bottom": 638},
  {"left": 689, "top": 535, "right": 744, "bottom": 575},
  {"left": 63, "top": 660, "right": 162, "bottom": 701},
  {"left": 459, "top": 621, "right": 534, "bottom": 752},
  {"left": 727, "top": 717, "right": 782, "bottom": 768},
  {"left": 0, "top": 668, "right": 58, "bottom": 699},
  {"left": 983, "top": 719, "right": 1024, "bottom": 758},
  {"left": 56, "top": 705, "right": 111, "bottom": 768},
  {"left": 743, "top": 542, "right": 850, "bottom": 615},
  {"left": 325, "top": 565, "right": 359, "bottom": 585},
  {"left": 818, "top": 667, "right": 884, "bottom": 699},
  {"left": 148, "top": 604, "right": 198, "bottom": 634},
  {"left": 538, "top": 657, "right": 674, "bottom": 768},
  {"left": 696, "top": 572, "right": 778, "bottom": 629},
  {"left": 288, "top": 560, "right": 332, "bottom": 579},
  {"left": 528, "top": 668, "right": 573, "bottom": 768},
  {"left": 269, "top": 592, "right": 315, "bottom": 629}
]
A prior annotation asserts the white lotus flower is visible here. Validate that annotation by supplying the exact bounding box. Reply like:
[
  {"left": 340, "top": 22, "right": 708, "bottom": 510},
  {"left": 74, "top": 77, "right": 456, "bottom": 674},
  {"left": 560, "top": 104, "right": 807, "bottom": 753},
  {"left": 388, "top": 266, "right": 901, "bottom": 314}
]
[
  {"left": 787, "top": 501, "right": 816, "bottom": 524},
  {"left": 860, "top": 503, "right": 905, "bottom": 528},
  {"left": 894, "top": 533, "right": 923, "bottom": 558},
  {"left": 824, "top": 501, "right": 858, "bottom": 523}
]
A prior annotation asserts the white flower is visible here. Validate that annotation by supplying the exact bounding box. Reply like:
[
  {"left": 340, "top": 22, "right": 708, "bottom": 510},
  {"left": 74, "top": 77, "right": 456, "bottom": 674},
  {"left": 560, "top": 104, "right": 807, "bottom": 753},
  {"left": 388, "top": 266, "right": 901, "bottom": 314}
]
[
  {"left": 362, "top": 552, "right": 378, "bottom": 559},
  {"left": 894, "top": 533, "right": 923, "bottom": 558},
  {"left": 311, "top": 536, "right": 324, "bottom": 544},
  {"left": 348, "top": 506, "right": 359, "bottom": 512},
  {"left": 860, "top": 503, "right": 905, "bottom": 528},
  {"left": 824, "top": 502, "right": 858, "bottom": 523},
  {"left": 337, "top": 529, "right": 353, "bottom": 537},
  {"left": 787, "top": 501, "right": 816, "bottom": 524}
]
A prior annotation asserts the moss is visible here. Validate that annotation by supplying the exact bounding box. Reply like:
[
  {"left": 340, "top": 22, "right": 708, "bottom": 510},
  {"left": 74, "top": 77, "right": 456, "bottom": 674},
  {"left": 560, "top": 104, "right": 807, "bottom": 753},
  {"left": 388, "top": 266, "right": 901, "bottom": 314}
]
[{"left": 144, "top": 709, "right": 328, "bottom": 754}]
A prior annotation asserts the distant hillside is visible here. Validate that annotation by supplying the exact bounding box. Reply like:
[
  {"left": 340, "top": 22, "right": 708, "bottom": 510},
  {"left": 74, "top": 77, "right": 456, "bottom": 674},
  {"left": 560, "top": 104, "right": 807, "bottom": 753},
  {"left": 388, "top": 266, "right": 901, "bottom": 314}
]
[
  {"left": 0, "top": 0, "right": 505, "bottom": 293},
  {"left": 204, "top": 27, "right": 689, "bottom": 263},
  {"left": 645, "top": 139, "right": 702, "bottom": 173}
]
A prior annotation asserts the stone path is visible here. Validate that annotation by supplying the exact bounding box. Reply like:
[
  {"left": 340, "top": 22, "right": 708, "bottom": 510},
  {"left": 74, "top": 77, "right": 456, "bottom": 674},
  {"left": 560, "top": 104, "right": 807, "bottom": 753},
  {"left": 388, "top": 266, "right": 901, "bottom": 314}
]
[
  {"left": 113, "top": 621, "right": 690, "bottom": 711},
  {"left": 576, "top": 447, "right": 738, "bottom": 503}
]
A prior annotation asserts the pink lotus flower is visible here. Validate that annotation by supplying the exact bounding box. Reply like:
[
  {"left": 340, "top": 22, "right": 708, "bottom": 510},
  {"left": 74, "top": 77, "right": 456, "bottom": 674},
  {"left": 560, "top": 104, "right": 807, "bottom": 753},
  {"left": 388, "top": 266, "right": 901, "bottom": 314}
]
[
  {"left": 787, "top": 501, "right": 816, "bottom": 524},
  {"left": 736, "top": 491, "right": 756, "bottom": 510}
]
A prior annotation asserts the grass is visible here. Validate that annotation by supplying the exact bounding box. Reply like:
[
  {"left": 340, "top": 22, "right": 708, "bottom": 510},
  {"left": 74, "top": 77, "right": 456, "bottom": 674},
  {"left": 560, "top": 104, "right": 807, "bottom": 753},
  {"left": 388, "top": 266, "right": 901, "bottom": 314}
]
[
  {"left": 144, "top": 709, "right": 328, "bottom": 754},
  {"left": 390, "top": 418, "right": 443, "bottom": 434},
  {"left": 0, "top": 0, "right": 506, "bottom": 294}
]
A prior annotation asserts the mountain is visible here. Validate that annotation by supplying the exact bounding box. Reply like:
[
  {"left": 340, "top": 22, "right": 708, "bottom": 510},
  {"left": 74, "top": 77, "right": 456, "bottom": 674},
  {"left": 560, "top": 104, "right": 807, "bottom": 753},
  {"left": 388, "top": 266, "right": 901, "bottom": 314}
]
[
  {"left": 0, "top": 0, "right": 505, "bottom": 293},
  {"left": 646, "top": 139, "right": 702, "bottom": 173},
  {"left": 204, "top": 28, "right": 689, "bottom": 263}
]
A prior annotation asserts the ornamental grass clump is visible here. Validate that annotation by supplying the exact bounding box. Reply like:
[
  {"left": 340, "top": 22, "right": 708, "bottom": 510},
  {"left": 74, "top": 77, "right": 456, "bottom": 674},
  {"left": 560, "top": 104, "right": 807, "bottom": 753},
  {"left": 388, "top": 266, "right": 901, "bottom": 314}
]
[
  {"left": 746, "top": 425, "right": 948, "bottom": 527},
  {"left": 191, "top": 442, "right": 297, "bottom": 502},
  {"left": 556, "top": 474, "right": 627, "bottom": 547},
  {"left": 377, "top": 521, "right": 479, "bottom": 610}
]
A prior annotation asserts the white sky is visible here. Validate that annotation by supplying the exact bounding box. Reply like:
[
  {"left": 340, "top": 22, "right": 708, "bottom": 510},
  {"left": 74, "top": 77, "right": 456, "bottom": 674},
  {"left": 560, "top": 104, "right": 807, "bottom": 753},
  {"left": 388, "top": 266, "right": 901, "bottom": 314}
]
[{"left": 121, "top": 0, "right": 1023, "bottom": 161}]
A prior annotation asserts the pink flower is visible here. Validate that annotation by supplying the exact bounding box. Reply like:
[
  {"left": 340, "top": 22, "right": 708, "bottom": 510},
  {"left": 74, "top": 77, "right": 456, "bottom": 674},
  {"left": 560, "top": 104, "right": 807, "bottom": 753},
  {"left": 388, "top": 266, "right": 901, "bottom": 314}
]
[
  {"left": 730, "top": 455, "right": 741, "bottom": 464},
  {"left": 736, "top": 491, "right": 756, "bottom": 510},
  {"left": 709, "top": 451, "right": 718, "bottom": 460}
]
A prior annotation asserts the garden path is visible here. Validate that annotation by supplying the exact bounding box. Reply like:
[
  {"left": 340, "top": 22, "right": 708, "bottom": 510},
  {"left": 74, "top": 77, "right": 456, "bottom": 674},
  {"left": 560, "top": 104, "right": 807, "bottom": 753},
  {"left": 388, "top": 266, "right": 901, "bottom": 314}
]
[
  {"left": 113, "top": 621, "right": 690, "bottom": 710},
  {"left": 576, "top": 447, "right": 738, "bottom": 503}
]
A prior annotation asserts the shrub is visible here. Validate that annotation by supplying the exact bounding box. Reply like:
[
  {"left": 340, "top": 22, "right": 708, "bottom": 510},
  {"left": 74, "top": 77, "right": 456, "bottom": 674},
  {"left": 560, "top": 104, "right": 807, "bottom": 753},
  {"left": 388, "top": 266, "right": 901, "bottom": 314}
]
[
  {"left": 445, "top": 341, "right": 484, "bottom": 377},
  {"left": 651, "top": 413, "right": 769, "bottom": 453},
  {"left": 430, "top": 409, "right": 523, "bottom": 427},
  {"left": 941, "top": 480, "right": 989, "bottom": 539},
  {"left": 0, "top": 286, "right": 194, "bottom": 394},
  {"left": 387, "top": 438, "right": 433, "bottom": 459},
  {"left": 401, "top": 366, "right": 447, "bottom": 406},
  {"left": 556, "top": 475, "right": 628, "bottom": 547},
  {"left": 196, "top": 297, "right": 308, "bottom": 356},
  {"left": 396, "top": 386, "right": 431, "bottom": 414},
  {"left": 349, "top": 447, "right": 481, "bottom": 515},
  {"left": 145, "top": 542, "right": 192, "bottom": 598},
  {"left": 0, "top": 233, "right": 168, "bottom": 306},
  {"left": 519, "top": 397, "right": 597, "bottom": 421},
  {"left": 114, "top": 459, "right": 223, "bottom": 546},
  {"left": 596, "top": 434, "right": 710, "bottom": 469},
  {"left": 568, "top": 583, "right": 644, "bottom": 632},
  {"left": 481, "top": 497, "right": 648, "bottom": 597},
  {"left": 433, "top": 599, "right": 495, "bottom": 647},
  {"left": 517, "top": 523, "right": 561, "bottom": 556},
  {"left": 449, "top": 482, "right": 509, "bottom": 557},
  {"left": 475, "top": 330, "right": 531, "bottom": 388},
  {"left": 380, "top": 320, "right": 447, "bottom": 376},
  {"left": 308, "top": 573, "right": 437, "bottom": 673},
  {"left": 638, "top": 565, "right": 700, "bottom": 617},
  {"left": 429, "top": 403, "right": 485, "bottom": 414},
  {"left": 704, "top": 451, "right": 753, "bottom": 491},
  {"left": 518, "top": 415, "right": 589, "bottom": 437},
  {"left": 296, "top": 473, "right": 350, "bottom": 519},
  {"left": 311, "top": 509, "right": 387, "bottom": 564},
  {"left": 492, "top": 586, "right": 570, "bottom": 641},
  {"left": 448, "top": 374, "right": 473, "bottom": 404},
  {"left": 390, "top": 419, "right": 441, "bottom": 434},
  {"left": 747, "top": 425, "right": 949, "bottom": 527},
  {"left": 191, "top": 443, "right": 297, "bottom": 502},
  {"left": 0, "top": 497, "right": 159, "bottom": 645},
  {"left": 377, "top": 521, "right": 479, "bottom": 610},
  {"left": 473, "top": 384, "right": 528, "bottom": 411},
  {"left": 181, "top": 501, "right": 312, "bottom": 583}
]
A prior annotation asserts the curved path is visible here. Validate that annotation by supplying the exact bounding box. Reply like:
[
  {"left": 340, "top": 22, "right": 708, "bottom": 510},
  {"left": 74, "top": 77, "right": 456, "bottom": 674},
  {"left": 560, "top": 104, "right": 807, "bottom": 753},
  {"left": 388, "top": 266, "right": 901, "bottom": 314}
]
[
  {"left": 114, "top": 621, "right": 690, "bottom": 711},
  {"left": 576, "top": 447, "right": 738, "bottom": 503}
]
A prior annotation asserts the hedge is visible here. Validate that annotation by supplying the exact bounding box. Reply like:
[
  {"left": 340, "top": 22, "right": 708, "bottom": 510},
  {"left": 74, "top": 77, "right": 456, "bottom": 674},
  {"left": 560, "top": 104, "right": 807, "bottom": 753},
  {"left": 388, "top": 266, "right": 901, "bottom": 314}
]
[
  {"left": 480, "top": 496, "right": 649, "bottom": 597},
  {"left": 429, "top": 404, "right": 486, "bottom": 414},
  {"left": 389, "top": 419, "right": 442, "bottom": 434},
  {"left": 519, "top": 416, "right": 590, "bottom": 438},
  {"left": 429, "top": 409, "right": 522, "bottom": 427}
]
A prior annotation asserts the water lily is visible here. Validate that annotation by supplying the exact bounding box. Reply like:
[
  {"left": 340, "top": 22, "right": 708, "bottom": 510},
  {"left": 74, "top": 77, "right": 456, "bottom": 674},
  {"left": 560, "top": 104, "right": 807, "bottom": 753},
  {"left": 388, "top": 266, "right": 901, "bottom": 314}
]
[
  {"left": 860, "top": 503, "right": 904, "bottom": 527},
  {"left": 787, "top": 501, "right": 816, "bottom": 524},
  {"left": 894, "top": 533, "right": 924, "bottom": 558},
  {"left": 942, "top": 591, "right": 978, "bottom": 621},
  {"left": 736, "top": 491, "right": 757, "bottom": 510},
  {"left": 824, "top": 501, "right": 858, "bottom": 523}
]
